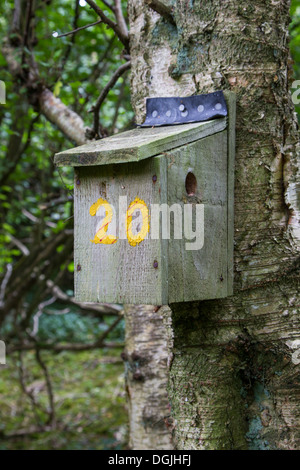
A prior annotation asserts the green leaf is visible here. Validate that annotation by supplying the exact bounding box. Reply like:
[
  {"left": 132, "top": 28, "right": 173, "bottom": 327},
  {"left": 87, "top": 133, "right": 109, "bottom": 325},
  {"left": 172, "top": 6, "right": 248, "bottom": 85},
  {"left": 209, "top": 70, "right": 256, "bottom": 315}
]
[{"left": 53, "top": 80, "right": 63, "bottom": 97}]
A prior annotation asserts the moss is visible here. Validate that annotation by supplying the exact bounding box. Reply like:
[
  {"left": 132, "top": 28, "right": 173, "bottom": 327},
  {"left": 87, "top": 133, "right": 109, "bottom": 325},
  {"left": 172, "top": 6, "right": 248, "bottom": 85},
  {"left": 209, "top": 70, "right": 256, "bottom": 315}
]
[
  {"left": 245, "top": 417, "right": 270, "bottom": 450},
  {"left": 0, "top": 349, "right": 127, "bottom": 450},
  {"left": 130, "top": 0, "right": 300, "bottom": 449},
  {"left": 169, "top": 44, "right": 200, "bottom": 78},
  {"left": 151, "top": 20, "right": 178, "bottom": 49}
]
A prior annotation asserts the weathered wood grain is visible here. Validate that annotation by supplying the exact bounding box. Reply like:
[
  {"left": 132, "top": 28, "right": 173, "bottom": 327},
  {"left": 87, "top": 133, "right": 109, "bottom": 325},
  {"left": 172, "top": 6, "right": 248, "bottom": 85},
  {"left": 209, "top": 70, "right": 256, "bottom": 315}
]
[
  {"left": 223, "top": 91, "right": 236, "bottom": 296},
  {"left": 73, "top": 128, "right": 232, "bottom": 304},
  {"left": 54, "top": 118, "right": 227, "bottom": 167},
  {"left": 74, "top": 158, "right": 168, "bottom": 304},
  {"left": 57, "top": 105, "right": 235, "bottom": 304},
  {"left": 167, "top": 131, "right": 229, "bottom": 302}
]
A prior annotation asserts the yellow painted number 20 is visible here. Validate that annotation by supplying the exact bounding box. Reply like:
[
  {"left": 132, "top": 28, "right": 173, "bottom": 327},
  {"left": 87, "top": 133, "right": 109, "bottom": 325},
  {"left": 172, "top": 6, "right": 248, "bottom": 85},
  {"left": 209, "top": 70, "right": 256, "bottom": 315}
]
[{"left": 89, "top": 197, "right": 149, "bottom": 246}]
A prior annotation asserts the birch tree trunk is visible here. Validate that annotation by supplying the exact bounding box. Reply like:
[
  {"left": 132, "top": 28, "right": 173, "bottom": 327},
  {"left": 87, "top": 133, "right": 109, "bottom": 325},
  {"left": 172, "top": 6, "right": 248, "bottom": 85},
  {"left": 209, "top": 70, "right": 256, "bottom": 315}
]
[{"left": 124, "top": 0, "right": 300, "bottom": 450}]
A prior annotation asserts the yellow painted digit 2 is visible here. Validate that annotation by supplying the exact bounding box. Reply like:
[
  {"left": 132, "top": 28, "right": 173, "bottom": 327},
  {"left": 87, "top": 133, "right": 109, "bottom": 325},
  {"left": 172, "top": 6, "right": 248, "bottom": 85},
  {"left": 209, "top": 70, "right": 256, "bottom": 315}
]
[{"left": 89, "top": 198, "right": 117, "bottom": 245}]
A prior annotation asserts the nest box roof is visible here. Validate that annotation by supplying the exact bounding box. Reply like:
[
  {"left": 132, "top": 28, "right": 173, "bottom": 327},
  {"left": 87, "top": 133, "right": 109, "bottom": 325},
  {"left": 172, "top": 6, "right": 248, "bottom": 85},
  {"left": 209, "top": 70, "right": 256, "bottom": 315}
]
[{"left": 54, "top": 118, "right": 227, "bottom": 167}]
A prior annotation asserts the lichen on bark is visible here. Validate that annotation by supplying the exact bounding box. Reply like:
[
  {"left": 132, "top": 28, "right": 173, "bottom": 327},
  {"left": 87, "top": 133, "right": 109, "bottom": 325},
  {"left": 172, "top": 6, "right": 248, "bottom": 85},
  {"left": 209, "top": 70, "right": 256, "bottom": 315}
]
[{"left": 126, "top": 0, "right": 300, "bottom": 450}]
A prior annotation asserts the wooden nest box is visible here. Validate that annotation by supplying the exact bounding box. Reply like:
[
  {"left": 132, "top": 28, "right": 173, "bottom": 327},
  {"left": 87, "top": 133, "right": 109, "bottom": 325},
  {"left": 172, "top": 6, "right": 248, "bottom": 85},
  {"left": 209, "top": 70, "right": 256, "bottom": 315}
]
[{"left": 55, "top": 93, "right": 235, "bottom": 305}]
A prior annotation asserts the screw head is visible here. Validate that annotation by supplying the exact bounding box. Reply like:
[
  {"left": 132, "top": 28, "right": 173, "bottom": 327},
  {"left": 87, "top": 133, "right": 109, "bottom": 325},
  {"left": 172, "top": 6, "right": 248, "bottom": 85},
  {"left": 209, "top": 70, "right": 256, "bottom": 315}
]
[
  {"left": 153, "top": 260, "right": 158, "bottom": 269},
  {"left": 152, "top": 175, "right": 157, "bottom": 183},
  {"left": 76, "top": 179, "right": 81, "bottom": 186},
  {"left": 77, "top": 264, "right": 81, "bottom": 272}
]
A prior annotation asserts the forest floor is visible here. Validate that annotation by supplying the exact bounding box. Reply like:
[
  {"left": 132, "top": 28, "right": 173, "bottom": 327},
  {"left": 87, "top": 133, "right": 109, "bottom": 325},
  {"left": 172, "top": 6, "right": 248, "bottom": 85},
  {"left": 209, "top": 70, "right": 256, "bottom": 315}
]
[{"left": 0, "top": 348, "right": 127, "bottom": 450}]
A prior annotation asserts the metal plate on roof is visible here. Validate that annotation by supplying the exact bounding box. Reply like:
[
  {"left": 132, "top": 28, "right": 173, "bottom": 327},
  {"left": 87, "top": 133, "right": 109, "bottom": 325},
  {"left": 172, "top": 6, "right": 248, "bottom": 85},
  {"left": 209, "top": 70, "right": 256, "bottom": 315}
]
[{"left": 140, "top": 91, "right": 227, "bottom": 127}]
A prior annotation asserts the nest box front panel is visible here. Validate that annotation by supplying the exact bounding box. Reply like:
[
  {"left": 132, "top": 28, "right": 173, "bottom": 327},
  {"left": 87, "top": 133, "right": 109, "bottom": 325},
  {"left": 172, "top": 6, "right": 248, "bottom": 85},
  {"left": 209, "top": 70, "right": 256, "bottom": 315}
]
[{"left": 74, "top": 157, "right": 168, "bottom": 305}]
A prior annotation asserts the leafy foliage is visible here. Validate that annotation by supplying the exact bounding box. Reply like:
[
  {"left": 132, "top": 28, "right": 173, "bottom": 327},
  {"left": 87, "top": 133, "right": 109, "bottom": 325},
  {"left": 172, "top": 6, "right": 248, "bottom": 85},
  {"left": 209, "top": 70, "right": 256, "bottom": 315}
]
[{"left": 0, "top": 0, "right": 130, "bottom": 450}]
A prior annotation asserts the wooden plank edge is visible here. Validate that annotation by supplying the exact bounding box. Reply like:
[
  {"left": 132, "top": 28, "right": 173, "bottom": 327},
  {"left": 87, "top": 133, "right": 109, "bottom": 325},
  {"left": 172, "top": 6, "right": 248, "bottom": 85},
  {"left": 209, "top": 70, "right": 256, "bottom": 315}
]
[
  {"left": 223, "top": 91, "right": 236, "bottom": 296},
  {"left": 54, "top": 118, "right": 227, "bottom": 167}
]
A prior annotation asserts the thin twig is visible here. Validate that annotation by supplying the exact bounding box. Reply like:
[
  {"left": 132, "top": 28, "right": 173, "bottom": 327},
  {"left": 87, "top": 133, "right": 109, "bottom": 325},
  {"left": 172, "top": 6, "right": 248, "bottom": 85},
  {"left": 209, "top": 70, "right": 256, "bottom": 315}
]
[
  {"left": 145, "top": 0, "right": 175, "bottom": 25},
  {"left": 22, "top": 208, "right": 57, "bottom": 228},
  {"left": 35, "top": 348, "right": 56, "bottom": 428},
  {"left": 109, "top": 76, "right": 126, "bottom": 133},
  {"left": 102, "top": 0, "right": 114, "bottom": 11},
  {"left": 18, "top": 351, "right": 44, "bottom": 425},
  {"left": 1, "top": 425, "right": 54, "bottom": 439},
  {"left": 0, "top": 113, "right": 40, "bottom": 187},
  {"left": 32, "top": 296, "right": 57, "bottom": 336},
  {"left": 9, "top": 235, "right": 30, "bottom": 256},
  {"left": 79, "top": 34, "right": 116, "bottom": 112},
  {"left": 92, "top": 60, "right": 131, "bottom": 137},
  {"left": 85, "top": 0, "right": 129, "bottom": 49},
  {"left": 20, "top": 113, "right": 41, "bottom": 154},
  {"left": 44, "top": 307, "right": 70, "bottom": 315},
  {"left": 12, "top": 0, "right": 21, "bottom": 33},
  {"left": 46, "top": 279, "right": 122, "bottom": 316},
  {"left": 0, "top": 229, "right": 73, "bottom": 320},
  {"left": 56, "top": 19, "right": 102, "bottom": 38},
  {"left": 58, "top": 0, "right": 80, "bottom": 77},
  {"left": 39, "top": 196, "right": 73, "bottom": 211},
  {"left": 22, "top": 0, "right": 34, "bottom": 65},
  {"left": 0, "top": 264, "right": 13, "bottom": 307},
  {"left": 9, "top": 341, "right": 124, "bottom": 353},
  {"left": 96, "top": 315, "right": 123, "bottom": 346},
  {"left": 113, "top": 0, "right": 128, "bottom": 39}
]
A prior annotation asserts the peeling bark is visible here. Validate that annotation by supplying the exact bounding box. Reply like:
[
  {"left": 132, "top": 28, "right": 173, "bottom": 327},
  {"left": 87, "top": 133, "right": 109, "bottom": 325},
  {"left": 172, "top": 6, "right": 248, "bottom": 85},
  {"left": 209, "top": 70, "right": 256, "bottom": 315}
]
[
  {"left": 127, "top": 0, "right": 300, "bottom": 450},
  {"left": 123, "top": 305, "right": 174, "bottom": 449}
]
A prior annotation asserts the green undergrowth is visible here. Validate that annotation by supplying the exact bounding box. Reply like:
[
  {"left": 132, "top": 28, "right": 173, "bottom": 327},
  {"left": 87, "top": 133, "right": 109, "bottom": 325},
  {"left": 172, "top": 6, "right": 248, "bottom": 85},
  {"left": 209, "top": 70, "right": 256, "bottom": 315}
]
[{"left": 0, "top": 348, "right": 127, "bottom": 450}]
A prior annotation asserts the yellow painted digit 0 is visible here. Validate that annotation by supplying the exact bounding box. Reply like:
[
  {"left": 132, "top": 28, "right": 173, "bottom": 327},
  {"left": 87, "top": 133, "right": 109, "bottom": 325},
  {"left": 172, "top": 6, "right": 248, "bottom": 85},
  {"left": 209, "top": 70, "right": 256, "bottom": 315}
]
[
  {"left": 89, "top": 198, "right": 117, "bottom": 245},
  {"left": 126, "top": 197, "right": 149, "bottom": 247}
]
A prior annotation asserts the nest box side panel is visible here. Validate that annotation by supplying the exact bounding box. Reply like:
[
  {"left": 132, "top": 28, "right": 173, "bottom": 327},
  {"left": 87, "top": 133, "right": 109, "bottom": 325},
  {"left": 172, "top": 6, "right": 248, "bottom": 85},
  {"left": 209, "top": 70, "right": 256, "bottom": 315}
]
[
  {"left": 74, "top": 157, "right": 167, "bottom": 304},
  {"left": 167, "top": 130, "right": 229, "bottom": 302},
  {"left": 224, "top": 91, "right": 236, "bottom": 296}
]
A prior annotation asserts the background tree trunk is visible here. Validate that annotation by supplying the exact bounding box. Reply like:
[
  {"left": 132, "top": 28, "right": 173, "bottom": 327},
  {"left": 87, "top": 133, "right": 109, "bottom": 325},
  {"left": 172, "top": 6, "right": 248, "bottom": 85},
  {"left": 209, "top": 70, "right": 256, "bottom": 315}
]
[
  {"left": 124, "top": 305, "right": 174, "bottom": 449},
  {"left": 125, "top": 0, "right": 300, "bottom": 450}
]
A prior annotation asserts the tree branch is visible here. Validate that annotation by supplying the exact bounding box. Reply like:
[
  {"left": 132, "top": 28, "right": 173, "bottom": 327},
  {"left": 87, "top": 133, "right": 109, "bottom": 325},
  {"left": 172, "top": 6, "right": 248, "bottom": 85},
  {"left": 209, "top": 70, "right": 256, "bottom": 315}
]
[
  {"left": 35, "top": 348, "right": 56, "bottom": 428},
  {"left": 56, "top": 19, "right": 102, "bottom": 38},
  {"left": 85, "top": 0, "right": 129, "bottom": 49},
  {"left": 22, "top": 0, "right": 33, "bottom": 50},
  {"left": 1, "top": 425, "right": 54, "bottom": 439},
  {"left": 58, "top": 0, "right": 81, "bottom": 76},
  {"left": 145, "top": 0, "right": 175, "bottom": 25},
  {"left": 9, "top": 341, "right": 124, "bottom": 353},
  {"left": 0, "top": 264, "right": 13, "bottom": 307},
  {"left": 18, "top": 352, "right": 46, "bottom": 425},
  {"left": 92, "top": 60, "right": 131, "bottom": 137},
  {"left": 0, "top": 113, "right": 40, "bottom": 187},
  {"left": 102, "top": 0, "right": 114, "bottom": 11},
  {"left": 0, "top": 229, "right": 73, "bottom": 325},
  {"left": 39, "top": 89, "right": 88, "bottom": 145},
  {"left": 9, "top": 235, "right": 30, "bottom": 257},
  {"left": 46, "top": 279, "right": 122, "bottom": 316},
  {"left": 3, "top": 41, "right": 89, "bottom": 145},
  {"left": 109, "top": 76, "right": 126, "bottom": 133},
  {"left": 113, "top": 0, "right": 128, "bottom": 40},
  {"left": 12, "top": 0, "right": 22, "bottom": 34}
]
